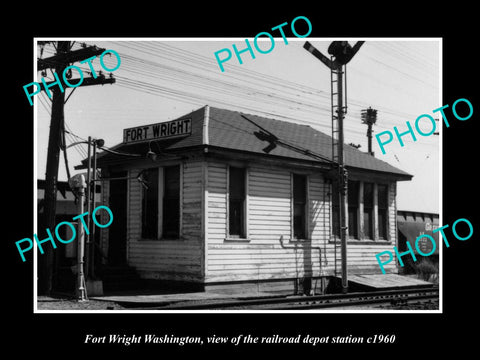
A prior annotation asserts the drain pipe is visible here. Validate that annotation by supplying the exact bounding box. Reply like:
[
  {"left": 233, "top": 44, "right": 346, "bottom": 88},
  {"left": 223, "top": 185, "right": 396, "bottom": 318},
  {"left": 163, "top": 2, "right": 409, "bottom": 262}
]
[{"left": 279, "top": 235, "right": 323, "bottom": 294}]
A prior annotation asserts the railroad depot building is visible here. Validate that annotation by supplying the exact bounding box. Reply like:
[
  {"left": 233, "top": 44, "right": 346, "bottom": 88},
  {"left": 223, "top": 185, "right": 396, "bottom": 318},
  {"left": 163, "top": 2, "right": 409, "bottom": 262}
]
[{"left": 87, "top": 105, "right": 412, "bottom": 294}]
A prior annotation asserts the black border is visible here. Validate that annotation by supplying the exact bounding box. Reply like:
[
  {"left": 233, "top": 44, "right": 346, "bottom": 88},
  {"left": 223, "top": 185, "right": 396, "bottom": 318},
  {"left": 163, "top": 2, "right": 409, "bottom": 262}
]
[{"left": 7, "top": 5, "right": 479, "bottom": 355}]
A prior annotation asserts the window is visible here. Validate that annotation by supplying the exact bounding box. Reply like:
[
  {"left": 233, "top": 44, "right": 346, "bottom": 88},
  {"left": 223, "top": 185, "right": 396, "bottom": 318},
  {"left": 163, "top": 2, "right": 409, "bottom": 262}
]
[
  {"left": 141, "top": 168, "right": 159, "bottom": 239},
  {"left": 330, "top": 179, "right": 390, "bottom": 242},
  {"left": 228, "top": 167, "right": 246, "bottom": 238},
  {"left": 377, "top": 184, "right": 389, "bottom": 239},
  {"left": 348, "top": 180, "right": 359, "bottom": 239},
  {"left": 141, "top": 165, "right": 181, "bottom": 240},
  {"left": 163, "top": 165, "right": 180, "bottom": 239},
  {"left": 292, "top": 174, "right": 307, "bottom": 239},
  {"left": 363, "top": 182, "right": 374, "bottom": 239}
]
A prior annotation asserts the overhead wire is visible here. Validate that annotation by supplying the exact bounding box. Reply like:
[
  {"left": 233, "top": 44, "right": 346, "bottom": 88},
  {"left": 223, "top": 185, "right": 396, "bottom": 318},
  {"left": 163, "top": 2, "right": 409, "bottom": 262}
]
[
  {"left": 109, "top": 51, "right": 331, "bottom": 110},
  {"left": 116, "top": 53, "right": 328, "bottom": 112},
  {"left": 38, "top": 89, "right": 75, "bottom": 184},
  {"left": 66, "top": 40, "right": 439, "bottom": 120},
  {"left": 37, "top": 40, "right": 439, "bottom": 153},
  {"left": 38, "top": 90, "right": 92, "bottom": 162},
  {"left": 84, "top": 41, "right": 434, "bottom": 123},
  {"left": 134, "top": 43, "right": 435, "bottom": 117},
  {"left": 144, "top": 40, "right": 438, "bottom": 100},
  {"left": 112, "top": 72, "right": 439, "bottom": 149},
  {"left": 113, "top": 41, "right": 324, "bottom": 94}
]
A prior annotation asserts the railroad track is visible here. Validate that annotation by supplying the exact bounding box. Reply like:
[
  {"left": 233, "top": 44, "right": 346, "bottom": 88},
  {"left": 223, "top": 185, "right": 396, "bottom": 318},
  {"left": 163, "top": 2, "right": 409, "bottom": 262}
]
[{"left": 142, "top": 286, "right": 439, "bottom": 310}]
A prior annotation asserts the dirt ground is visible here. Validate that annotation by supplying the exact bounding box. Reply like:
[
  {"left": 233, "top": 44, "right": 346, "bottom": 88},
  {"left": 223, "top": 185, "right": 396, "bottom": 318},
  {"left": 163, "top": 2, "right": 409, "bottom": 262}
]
[{"left": 37, "top": 296, "right": 127, "bottom": 311}]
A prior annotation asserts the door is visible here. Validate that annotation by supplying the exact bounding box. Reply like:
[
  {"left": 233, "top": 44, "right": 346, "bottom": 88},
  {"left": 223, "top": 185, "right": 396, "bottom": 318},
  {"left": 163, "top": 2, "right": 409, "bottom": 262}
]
[{"left": 108, "top": 171, "right": 128, "bottom": 265}]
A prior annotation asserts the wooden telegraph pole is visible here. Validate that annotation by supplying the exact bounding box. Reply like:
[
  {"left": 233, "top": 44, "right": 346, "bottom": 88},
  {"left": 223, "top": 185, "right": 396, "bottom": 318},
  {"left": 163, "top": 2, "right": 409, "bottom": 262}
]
[
  {"left": 40, "top": 41, "right": 68, "bottom": 294},
  {"left": 38, "top": 41, "right": 115, "bottom": 295}
]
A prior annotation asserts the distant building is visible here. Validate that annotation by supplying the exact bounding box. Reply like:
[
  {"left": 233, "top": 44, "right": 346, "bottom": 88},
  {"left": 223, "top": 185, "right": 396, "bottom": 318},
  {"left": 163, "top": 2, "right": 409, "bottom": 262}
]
[{"left": 77, "top": 105, "right": 413, "bottom": 294}]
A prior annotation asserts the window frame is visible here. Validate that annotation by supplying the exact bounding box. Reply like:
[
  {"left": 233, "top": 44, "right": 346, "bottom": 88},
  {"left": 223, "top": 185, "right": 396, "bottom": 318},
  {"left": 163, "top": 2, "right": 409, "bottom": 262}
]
[
  {"left": 362, "top": 182, "right": 375, "bottom": 239},
  {"left": 377, "top": 183, "right": 389, "bottom": 240},
  {"left": 330, "top": 179, "right": 391, "bottom": 243},
  {"left": 162, "top": 164, "right": 181, "bottom": 240},
  {"left": 141, "top": 167, "right": 159, "bottom": 240},
  {"left": 347, "top": 180, "right": 359, "bottom": 239},
  {"left": 291, "top": 173, "right": 309, "bottom": 241},
  {"left": 225, "top": 165, "right": 248, "bottom": 240},
  {"left": 140, "top": 164, "right": 182, "bottom": 241}
]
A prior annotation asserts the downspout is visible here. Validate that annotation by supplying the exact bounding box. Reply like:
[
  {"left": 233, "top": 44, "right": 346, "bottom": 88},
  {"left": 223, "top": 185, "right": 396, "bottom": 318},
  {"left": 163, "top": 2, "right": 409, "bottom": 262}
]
[
  {"left": 203, "top": 105, "right": 209, "bottom": 146},
  {"left": 279, "top": 235, "right": 323, "bottom": 295}
]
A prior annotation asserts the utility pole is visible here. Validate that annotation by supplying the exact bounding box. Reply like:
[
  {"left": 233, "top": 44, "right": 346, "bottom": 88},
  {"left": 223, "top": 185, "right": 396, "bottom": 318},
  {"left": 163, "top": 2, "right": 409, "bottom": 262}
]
[
  {"left": 38, "top": 41, "right": 115, "bottom": 295},
  {"left": 303, "top": 41, "right": 365, "bottom": 293},
  {"left": 41, "top": 41, "right": 69, "bottom": 295}
]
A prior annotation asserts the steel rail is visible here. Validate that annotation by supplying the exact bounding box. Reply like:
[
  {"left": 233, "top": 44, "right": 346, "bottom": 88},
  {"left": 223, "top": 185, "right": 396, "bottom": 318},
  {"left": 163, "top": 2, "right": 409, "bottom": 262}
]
[
  {"left": 142, "top": 286, "right": 439, "bottom": 310},
  {"left": 254, "top": 290, "right": 439, "bottom": 310}
]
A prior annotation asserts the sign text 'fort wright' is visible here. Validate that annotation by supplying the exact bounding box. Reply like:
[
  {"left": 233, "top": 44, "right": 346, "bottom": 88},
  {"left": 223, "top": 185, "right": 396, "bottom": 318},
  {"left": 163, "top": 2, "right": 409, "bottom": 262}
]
[{"left": 123, "top": 118, "right": 192, "bottom": 144}]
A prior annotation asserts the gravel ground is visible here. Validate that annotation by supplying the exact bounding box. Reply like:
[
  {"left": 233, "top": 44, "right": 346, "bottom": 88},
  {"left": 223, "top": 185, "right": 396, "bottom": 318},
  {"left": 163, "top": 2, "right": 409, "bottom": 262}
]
[
  {"left": 389, "top": 301, "right": 439, "bottom": 310},
  {"left": 37, "top": 297, "right": 127, "bottom": 311}
]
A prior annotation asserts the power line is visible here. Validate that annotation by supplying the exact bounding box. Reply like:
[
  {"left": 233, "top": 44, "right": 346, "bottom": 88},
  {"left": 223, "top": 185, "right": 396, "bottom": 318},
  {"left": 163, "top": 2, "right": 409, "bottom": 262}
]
[
  {"left": 77, "top": 41, "right": 436, "bottom": 128},
  {"left": 37, "top": 40, "right": 440, "bottom": 154},
  {"left": 64, "top": 40, "right": 439, "bottom": 112}
]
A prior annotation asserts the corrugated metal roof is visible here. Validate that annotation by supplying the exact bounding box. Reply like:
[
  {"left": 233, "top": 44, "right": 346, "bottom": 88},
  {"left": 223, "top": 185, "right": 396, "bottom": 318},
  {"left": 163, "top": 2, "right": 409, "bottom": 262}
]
[{"left": 91, "top": 105, "right": 411, "bottom": 179}]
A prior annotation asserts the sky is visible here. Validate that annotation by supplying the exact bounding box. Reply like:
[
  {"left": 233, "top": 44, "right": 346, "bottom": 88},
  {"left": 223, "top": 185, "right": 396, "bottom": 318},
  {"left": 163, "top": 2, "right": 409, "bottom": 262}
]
[{"left": 35, "top": 38, "right": 441, "bottom": 214}]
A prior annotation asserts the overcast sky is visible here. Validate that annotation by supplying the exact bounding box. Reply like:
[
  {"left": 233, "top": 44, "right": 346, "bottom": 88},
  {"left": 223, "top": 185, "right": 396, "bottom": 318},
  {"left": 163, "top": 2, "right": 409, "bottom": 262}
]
[{"left": 35, "top": 38, "right": 441, "bottom": 214}]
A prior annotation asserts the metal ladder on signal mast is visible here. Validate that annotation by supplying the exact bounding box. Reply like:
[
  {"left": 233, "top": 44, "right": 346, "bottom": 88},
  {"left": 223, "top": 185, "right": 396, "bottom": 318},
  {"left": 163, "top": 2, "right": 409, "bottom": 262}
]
[
  {"left": 330, "top": 62, "right": 347, "bottom": 277},
  {"left": 330, "top": 63, "right": 347, "bottom": 164}
]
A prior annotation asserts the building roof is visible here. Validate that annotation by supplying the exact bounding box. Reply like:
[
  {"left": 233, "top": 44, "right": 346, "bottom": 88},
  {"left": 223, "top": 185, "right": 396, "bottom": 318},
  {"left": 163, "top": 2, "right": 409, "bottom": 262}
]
[{"left": 90, "top": 105, "right": 412, "bottom": 179}]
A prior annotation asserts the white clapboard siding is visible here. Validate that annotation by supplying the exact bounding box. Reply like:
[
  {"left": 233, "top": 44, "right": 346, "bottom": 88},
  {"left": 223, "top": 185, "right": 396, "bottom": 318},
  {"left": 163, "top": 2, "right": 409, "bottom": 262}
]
[
  {"left": 182, "top": 161, "right": 203, "bottom": 242},
  {"left": 308, "top": 175, "right": 330, "bottom": 244},
  {"left": 204, "top": 161, "right": 400, "bottom": 283},
  {"left": 206, "top": 162, "right": 328, "bottom": 282},
  {"left": 248, "top": 166, "right": 291, "bottom": 242},
  {"left": 125, "top": 161, "right": 203, "bottom": 282},
  {"left": 101, "top": 157, "right": 400, "bottom": 283}
]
